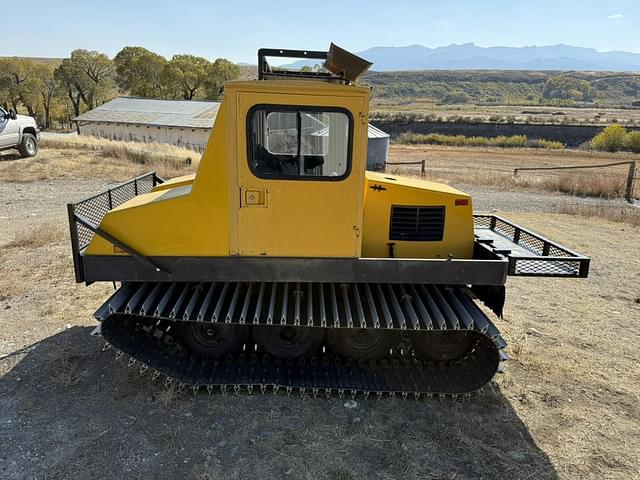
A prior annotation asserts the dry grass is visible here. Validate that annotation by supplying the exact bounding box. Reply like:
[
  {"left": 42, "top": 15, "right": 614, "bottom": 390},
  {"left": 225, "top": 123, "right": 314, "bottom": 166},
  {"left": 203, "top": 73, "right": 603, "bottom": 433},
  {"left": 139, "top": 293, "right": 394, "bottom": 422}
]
[
  {"left": 555, "top": 202, "right": 640, "bottom": 226},
  {"left": 40, "top": 136, "right": 199, "bottom": 179},
  {"left": 388, "top": 145, "right": 639, "bottom": 200},
  {"left": 5, "top": 223, "right": 66, "bottom": 249},
  {"left": 0, "top": 136, "right": 197, "bottom": 183}
]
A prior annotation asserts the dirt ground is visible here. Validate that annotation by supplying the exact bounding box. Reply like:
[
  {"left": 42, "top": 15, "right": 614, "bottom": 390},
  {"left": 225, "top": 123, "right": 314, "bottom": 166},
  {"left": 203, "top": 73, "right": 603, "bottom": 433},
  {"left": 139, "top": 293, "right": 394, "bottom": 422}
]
[{"left": 1, "top": 147, "right": 639, "bottom": 480}]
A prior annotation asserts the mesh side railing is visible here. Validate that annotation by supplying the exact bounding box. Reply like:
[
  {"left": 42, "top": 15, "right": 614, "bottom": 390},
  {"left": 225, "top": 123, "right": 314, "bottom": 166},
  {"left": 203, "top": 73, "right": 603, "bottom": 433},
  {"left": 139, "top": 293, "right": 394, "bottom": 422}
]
[
  {"left": 68, "top": 172, "right": 164, "bottom": 282},
  {"left": 473, "top": 214, "right": 589, "bottom": 278},
  {"left": 70, "top": 172, "right": 163, "bottom": 250}
]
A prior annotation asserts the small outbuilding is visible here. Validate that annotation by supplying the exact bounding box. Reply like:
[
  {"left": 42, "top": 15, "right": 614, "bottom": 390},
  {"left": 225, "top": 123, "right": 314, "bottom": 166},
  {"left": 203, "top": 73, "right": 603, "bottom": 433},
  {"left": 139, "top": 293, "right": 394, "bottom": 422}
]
[
  {"left": 74, "top": 97, "right": 390, "bottom": 164},
  {"left": 366, "top": 124, "right": 390, "bottom": 170}
]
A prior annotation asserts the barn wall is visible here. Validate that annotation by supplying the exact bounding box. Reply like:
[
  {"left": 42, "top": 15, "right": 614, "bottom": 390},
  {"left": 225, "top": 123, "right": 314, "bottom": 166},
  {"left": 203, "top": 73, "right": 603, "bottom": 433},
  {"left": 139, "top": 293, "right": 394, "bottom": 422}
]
[{"left": 78, "top": 123, "right": 211, "bottom": 152}]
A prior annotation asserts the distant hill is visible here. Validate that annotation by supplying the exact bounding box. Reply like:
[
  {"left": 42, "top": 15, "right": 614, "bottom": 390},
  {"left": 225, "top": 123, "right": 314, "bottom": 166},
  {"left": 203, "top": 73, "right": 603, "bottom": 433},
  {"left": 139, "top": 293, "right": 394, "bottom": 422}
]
[
  {"left": 364, "top": 70, "right": 640, "bottom": 106},
  {"left": 0, "top": 56, "right": 62, "bottom": 65},
  {"left": 357, "top": 43, "right": 640, "bottom": 72},
  {"left": 285, "top": 43, "right": 640, "bottom": 72}
]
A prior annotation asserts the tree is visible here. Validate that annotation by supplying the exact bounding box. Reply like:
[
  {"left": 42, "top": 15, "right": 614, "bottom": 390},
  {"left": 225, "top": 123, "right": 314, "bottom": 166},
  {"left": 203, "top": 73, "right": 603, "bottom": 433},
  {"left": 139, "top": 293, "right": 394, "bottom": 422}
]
[
  {"left": 591, "top": 124, "right": 627, "bottom": 152},
  {"left": 443, "top": 91, "right": 471, "bottom": 104},
  {"left": 30, "top": 63, "right": 60, "bottom": 129},
  {"left": 623, "top": 131, "right": 640, "bottom": 153},
  {"left": 162, "top": 54, "right": 210, "bottom": 100},
  {"left": 114, "top": 46, "right": 167, "bottom": 97},
  {"left": 543, "top": 75, "right": 595, "bottom": 102},
  {"left": 0, "top": 58, "right": 31, "bottom": 110},
  {"left": 54, "top": 49, "right": 115, "bottom": 115},
  {"left": 204, "top": 58, "right": 240, "bottom": 100}
]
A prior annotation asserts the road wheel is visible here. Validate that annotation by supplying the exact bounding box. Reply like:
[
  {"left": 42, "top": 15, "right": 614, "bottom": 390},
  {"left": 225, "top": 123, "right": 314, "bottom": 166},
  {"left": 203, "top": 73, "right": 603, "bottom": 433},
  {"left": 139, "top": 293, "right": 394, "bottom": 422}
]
[
  {"left": 18, "top": 134, "right": 38, "bottom": 158},
  {"left": 410, "top": 331, "right": 474, "bottom": 361},
  {"left": 329, "top": 328, "right": 394, "bottom": 359},
  {"left": 178, "top": 322, "right": 248, "bottom": 357},
  {"left": 253, "top": 326, "right": 324, "bottom": 359}
]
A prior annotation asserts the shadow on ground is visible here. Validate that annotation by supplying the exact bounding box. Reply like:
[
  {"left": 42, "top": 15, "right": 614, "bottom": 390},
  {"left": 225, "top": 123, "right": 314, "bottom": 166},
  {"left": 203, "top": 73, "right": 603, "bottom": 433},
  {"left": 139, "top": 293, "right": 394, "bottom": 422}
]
[
  {"left": 0, "top": 151, "right": 21, "bottom": 161},
  {"left": 0, "top": 327, "right": 558, "bottom": 480}
]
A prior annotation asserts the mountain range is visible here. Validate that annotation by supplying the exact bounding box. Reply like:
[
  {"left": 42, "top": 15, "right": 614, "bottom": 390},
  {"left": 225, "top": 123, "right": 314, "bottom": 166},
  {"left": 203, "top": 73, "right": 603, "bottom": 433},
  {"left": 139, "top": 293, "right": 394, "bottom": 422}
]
[{"left": 292, "top": 43, "right": 640, "bottom": 72}]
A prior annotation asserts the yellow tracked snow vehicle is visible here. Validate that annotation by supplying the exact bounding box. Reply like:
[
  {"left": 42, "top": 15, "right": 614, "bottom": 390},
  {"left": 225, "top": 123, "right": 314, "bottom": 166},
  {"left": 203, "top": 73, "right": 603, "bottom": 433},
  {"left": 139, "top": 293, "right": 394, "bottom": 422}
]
[{"left": 67, "top": 45, "right": 589, "bottom": 398}]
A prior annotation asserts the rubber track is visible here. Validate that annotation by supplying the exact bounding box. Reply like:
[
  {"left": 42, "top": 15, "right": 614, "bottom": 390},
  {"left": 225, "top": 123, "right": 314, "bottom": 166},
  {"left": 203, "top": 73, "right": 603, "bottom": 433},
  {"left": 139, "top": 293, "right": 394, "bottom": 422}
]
[{"left": 97, "top": 282, "right": 508, "bottom": 397}]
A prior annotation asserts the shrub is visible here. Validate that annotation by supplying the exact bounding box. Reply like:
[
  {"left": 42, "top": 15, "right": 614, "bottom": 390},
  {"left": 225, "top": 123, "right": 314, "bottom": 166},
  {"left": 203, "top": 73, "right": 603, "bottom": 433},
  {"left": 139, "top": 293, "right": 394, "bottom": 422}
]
[
  {"left": 625, "top": 131, "right": 640, "bottom": 153},
  {"left": 443, "top": 91, "right": 471, "bottom": 104},
  {"left": 527, "top": 139, "right": 565, "bottom": 149},
  {"left": 591, "top": 124, "right": 628, "bottom": 152},
  {"left": 395, "top": 132, "right": 562, "bottom": 149}
]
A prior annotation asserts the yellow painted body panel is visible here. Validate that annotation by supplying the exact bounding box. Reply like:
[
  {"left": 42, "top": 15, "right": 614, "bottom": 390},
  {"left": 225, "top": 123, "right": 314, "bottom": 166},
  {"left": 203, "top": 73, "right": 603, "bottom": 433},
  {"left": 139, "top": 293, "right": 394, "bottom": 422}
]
[
  {"left": 362, "top": 172, "right": 474, "bottom": 259},
  {"left": 85, "top": 79, "right": 474, "bottom": 261},
  {"left": 86, "top": 101, "right": 231, "bottom": 256},
  {"left": 152, "top": 174, "right": 195, "bottom": 192}
]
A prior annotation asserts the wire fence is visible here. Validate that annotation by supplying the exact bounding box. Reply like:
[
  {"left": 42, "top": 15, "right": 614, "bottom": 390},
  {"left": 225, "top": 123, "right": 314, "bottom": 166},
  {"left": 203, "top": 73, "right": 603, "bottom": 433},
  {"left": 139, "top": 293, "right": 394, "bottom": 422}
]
[
  {"left": 514, "top": 160, "right": 637, "bottom": 203},
  {"left": 382, "top": 160, "right": 426, "bottom": 176}
]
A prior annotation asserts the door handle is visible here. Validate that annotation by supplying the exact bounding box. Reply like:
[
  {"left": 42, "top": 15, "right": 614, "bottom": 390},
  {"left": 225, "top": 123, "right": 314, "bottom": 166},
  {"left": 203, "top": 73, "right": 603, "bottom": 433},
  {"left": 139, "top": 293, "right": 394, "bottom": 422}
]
[{"left": 242, "top": 188, "right": 267, "bottom": 207}]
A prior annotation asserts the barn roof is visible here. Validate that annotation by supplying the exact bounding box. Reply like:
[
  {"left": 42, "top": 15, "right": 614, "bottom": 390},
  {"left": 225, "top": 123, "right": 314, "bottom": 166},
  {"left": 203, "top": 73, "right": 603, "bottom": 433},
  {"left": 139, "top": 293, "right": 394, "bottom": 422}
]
[
  {"left": 73, "top": 97, "right": 221, "bottom": 129},
  {"left": 367, "top": 124, "right": 390, "bottom": 138},
  {"left": 74, "top": 96, "right": 389, "bottom": 138}
]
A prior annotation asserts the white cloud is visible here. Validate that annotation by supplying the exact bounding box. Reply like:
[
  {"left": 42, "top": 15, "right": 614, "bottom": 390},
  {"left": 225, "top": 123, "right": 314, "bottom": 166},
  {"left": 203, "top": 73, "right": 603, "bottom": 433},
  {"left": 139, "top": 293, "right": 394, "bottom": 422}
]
[{"left": 608, "top": 13, "right": 623, "bottom": 19}]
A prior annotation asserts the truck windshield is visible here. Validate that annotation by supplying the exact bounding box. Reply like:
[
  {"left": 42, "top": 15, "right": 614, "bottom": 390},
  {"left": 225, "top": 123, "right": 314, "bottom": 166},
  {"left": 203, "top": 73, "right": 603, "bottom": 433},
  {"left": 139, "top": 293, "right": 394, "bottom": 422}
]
[{"left": 248, "top": 106, "right": 352, "bottom": 180}]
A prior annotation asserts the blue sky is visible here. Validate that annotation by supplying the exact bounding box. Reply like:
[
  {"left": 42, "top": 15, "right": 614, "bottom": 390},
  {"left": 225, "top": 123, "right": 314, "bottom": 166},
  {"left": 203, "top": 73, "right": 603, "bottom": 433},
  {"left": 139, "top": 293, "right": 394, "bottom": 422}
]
[{"left": 3, "top": 0, "right": 639, "bottom": 62}]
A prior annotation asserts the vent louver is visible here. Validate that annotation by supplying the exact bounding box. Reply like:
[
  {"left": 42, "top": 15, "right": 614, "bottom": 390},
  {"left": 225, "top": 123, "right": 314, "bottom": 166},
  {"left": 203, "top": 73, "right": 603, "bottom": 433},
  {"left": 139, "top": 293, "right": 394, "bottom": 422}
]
[{"left": 390, "top": 206, "right": 445, "bottom": 241}]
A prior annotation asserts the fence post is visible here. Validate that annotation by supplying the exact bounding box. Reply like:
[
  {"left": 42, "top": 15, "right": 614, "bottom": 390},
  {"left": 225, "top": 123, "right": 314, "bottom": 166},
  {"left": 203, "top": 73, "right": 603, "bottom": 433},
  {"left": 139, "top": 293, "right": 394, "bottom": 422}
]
[
  {"left": 421, "top": 159, "right": 426, "bottom": 176},
  {"left": 625, "top": 161, "right": 636, "bottom": 204}
]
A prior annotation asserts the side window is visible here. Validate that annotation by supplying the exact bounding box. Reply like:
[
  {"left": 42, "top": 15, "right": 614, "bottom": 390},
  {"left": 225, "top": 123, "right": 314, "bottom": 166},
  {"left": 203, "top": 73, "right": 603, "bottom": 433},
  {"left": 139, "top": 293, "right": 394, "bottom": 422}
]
[{"left": 248, "top": 106, "right": 351, "bottom": 180}]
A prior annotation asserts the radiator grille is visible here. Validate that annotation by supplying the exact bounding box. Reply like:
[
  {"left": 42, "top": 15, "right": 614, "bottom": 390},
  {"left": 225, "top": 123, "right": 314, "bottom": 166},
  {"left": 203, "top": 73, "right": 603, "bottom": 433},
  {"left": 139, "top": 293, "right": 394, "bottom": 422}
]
[{"left": 390, "top": 206, "right": 445, "bottom": 241}]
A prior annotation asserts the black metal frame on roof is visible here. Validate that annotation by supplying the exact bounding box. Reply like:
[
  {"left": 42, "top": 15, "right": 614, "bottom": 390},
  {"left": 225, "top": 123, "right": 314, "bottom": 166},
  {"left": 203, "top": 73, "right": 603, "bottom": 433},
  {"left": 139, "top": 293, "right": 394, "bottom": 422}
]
[{"left": 258, "top": 48, "right": 332, "bottom": 81}]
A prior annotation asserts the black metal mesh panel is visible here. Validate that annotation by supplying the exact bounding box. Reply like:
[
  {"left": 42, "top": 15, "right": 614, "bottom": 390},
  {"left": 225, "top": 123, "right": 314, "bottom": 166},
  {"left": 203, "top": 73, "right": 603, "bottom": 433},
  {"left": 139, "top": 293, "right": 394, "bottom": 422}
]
[
  {"left": 70, "top": 173, "right": 160, "bottom": 250},
  {"left": 474, "top": 214, "right": 589, "bottom": 278},
  {"left": 514, "top": 259, "right": 581, "bottom": 276},
  {"left": 517, "top": 230, "right": 545, "bottom": 255},
  {"left": 473, "top": 216, "right": 491, "bottom": 228},
  {"left": 494, "top": 219, "right": 515, "bottom": 241},
  {"left": 111, "top": 182, "right": 136, "bottom": 208}
]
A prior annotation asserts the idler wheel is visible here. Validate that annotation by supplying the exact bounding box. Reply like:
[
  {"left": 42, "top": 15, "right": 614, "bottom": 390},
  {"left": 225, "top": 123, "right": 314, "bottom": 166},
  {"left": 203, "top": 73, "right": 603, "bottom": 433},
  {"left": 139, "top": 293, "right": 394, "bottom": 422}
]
[
  {"left": 254, "top": 326, "right": 324, "bottom": 358},
  {"left": 329, "top": 328, "right": 394, "bottom": 359},
  {"left": 410, "top": 331, "right": 475, "bottom": 361},
  {"left": 178, "top": 322, "right": 248, "bottom": 357}
]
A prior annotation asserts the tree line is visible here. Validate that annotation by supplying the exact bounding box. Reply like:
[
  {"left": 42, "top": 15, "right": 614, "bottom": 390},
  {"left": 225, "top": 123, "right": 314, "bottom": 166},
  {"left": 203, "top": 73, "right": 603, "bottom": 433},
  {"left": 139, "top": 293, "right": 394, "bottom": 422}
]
[{"left": 0, "top": 47, "right": 241, "bottom": 129}]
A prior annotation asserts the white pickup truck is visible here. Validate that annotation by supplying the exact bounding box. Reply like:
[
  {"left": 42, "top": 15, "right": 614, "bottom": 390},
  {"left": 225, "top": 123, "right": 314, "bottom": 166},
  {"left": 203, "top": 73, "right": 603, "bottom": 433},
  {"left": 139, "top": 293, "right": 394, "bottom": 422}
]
[{"left": 0, "top": 107, "right": 40, "bottom": 157}]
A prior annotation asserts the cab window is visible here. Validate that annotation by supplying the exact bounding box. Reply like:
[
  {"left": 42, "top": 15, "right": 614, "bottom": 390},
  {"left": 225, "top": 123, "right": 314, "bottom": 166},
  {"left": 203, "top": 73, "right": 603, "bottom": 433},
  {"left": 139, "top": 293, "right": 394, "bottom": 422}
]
[{"left": 248, "top": 105, "right": 352, "bottom": 180}]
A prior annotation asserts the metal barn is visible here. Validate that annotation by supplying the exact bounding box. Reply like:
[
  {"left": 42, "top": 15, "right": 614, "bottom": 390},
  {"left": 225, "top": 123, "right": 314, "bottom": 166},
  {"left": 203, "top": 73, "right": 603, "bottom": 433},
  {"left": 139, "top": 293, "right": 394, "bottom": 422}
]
[
  {"left": 73, "top": 97, "right": 220, "bottom": 152},
  {"left": 74, "top": 97, "right": 389, "bottom": 163}
]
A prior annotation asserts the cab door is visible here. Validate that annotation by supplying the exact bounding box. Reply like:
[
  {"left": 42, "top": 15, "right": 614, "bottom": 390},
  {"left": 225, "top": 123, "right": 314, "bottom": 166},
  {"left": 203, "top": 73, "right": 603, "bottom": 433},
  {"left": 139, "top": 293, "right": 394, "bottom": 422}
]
[{"left": 236, "top": 92, "right": 366, "bottom": 258}]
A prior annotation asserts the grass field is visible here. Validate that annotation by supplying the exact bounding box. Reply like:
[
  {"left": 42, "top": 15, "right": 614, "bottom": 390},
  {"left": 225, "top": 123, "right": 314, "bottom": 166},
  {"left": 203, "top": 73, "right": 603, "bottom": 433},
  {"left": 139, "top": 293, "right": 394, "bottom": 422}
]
[
  {"left": 371, "top": 101, "right": 640, "bottom": 127},
  {"left": 386, "top": 144, "right": 640, "bottom": 204},
  {"left": 1, "top": 141, "right": 639, "bottom": 479}
]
